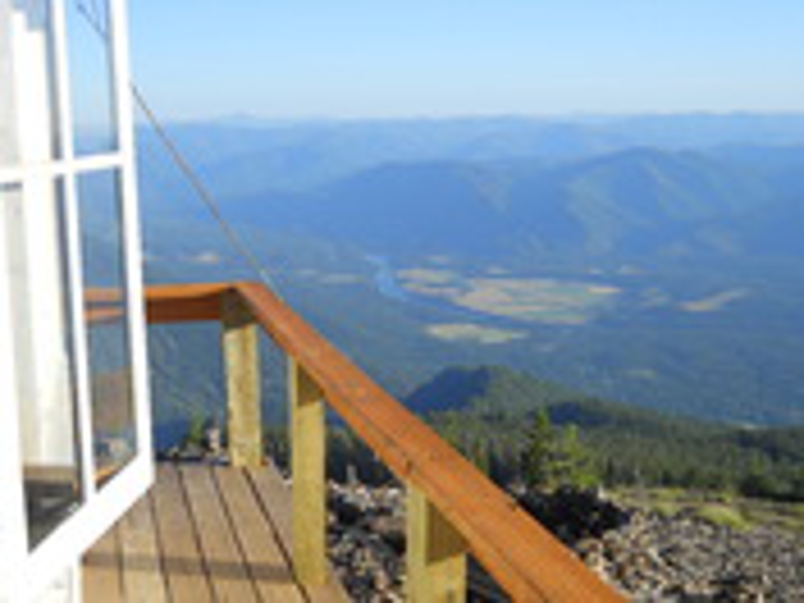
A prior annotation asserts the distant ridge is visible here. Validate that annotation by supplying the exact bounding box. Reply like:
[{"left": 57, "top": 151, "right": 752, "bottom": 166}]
[{"left": 216, "top": 145, "right": 794, "bottom": 262}]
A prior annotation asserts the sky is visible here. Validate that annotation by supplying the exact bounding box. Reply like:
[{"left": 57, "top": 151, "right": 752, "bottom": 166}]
[{"left": 126, "top": 0, "right": 804, "bottom": 121}]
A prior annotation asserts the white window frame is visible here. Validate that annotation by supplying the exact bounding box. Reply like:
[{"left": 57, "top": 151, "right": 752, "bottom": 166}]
[{"left": 0, "top": 0, "right": 152, "bottom": 599}]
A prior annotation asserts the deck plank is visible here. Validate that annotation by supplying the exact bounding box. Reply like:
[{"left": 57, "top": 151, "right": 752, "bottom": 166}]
[
  {"left": 118, "top": 495, "right": 169, "bottom": 603},
  {"left": 150, "top": 464, "right": 215, "bottom": 603},
  {"left": 247, "top": 462, "right": 350, "bottom": 603},
  {"left": 83, "top": 522, "right": 123, "bottom": 603},
  {"left": 178, "top": 464, "right": 259, "bottom": 603},
  {"left": 214, "top": 466, "right": 306, "bottom": 603},
  {"left": 83, "top": 463, "right": 349, "bottom": 603}
]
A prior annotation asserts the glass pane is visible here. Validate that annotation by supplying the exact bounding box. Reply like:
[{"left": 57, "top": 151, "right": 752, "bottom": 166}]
[
  {"left": 78, "top": 170, "right": 136, "bottom": 485},
  {"left": 0, "top": 1, "right": 60, "bottom": 167},
  {"left": 1, "top": 180, "right": 84, "bottom": 548},
  {"left": 66, "top": 0, "right": 117, "bottom": 155}
]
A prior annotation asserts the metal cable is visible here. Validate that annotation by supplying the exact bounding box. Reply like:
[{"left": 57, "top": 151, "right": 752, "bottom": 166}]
[{"left": 74, "top": 0, "right": 279, "bottom": 293}]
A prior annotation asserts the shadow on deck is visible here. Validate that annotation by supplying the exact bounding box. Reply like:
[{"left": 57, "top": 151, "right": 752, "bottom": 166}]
[{"left": 82, "top": 462, "right": 348, "bottom": 602}]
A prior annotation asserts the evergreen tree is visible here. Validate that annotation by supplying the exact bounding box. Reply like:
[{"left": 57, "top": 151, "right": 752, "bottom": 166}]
[
  {"left": 521, "top": 408, "right": 555, "bottom": 488},
  {"left": 521, "top": 409, "right": 598, "bottom": 491}
]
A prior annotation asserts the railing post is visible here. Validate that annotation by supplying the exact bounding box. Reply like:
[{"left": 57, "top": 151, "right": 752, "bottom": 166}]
[
  {"left": 289, "top": 358, "right": 328, "bottom": 585},
  {"left": 406, "top": 484, "right": 468, "bottom": 603},
  {"left": 221, "top": 291, "right": 263, "bottom": 467}
]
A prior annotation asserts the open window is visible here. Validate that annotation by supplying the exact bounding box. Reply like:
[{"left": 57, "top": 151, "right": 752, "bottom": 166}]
[{"left": 0, "top": 0, "right": 151, "bottom": 599}]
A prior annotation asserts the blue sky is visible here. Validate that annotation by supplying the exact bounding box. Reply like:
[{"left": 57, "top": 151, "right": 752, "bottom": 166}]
[{"left": 128, "top": 0, "right": 804, "bottom": 121}]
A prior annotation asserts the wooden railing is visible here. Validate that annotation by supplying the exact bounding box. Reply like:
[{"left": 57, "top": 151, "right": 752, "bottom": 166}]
[{"left": 140, "top": 282, "right": 624, "bottom": 602}]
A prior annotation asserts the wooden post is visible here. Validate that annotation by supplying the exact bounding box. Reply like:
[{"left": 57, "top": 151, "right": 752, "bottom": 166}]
[
  {"left": 221, "top": 291, "right": 263, "bottom": 467},
  {"left": 407, "top": 485, "right": 467, "bottom": 603},
  {"left": 289, "top": 358, "right": 328, "bottom": 585}
]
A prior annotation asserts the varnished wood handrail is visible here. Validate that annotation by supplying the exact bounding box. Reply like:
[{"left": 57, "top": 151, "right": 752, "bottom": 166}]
[
  {"left": 144, "top": 282, "right": 624, "bottom": 602},
  {"left": 146, "top": 283, "right": 228, "bottom": 323}
]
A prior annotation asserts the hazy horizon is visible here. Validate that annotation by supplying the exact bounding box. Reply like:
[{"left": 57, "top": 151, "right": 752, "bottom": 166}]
[
  {"left": 130, "top": 110, "right": 804, "bottom": 129},
  {"left": 126, "top": 1, "right": 804, "bottom": 122}
]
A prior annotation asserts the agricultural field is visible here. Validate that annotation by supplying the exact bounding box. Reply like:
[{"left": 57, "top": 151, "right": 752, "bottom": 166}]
[
  {"left": 425, "top": 322, "right": 528, "bottom": 344},
  {"left": 397, "top": 267, "right": 620, "bottom": 325}
]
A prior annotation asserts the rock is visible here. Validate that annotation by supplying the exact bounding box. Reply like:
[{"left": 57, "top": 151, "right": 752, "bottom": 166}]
[
  {"left": 517, "top": 486, "right": 632, "bottom": 543},
  {"left": 369, "top": 514, "right": 406, "bottom": 554},
  {"left": 202, "top": 420, "right": 222, "bottom": 456},
  {"left": 326, "top": 477, "right": 803, "bottom": 602},
  {"left": 331, "top": 495, "right": 364, "bottom": 526},
  {"left": 328, "top": 480, "right": 406, "bottom": 602},
  {"left": 577, "top": 507, "right": 803, "bottom": 601}
]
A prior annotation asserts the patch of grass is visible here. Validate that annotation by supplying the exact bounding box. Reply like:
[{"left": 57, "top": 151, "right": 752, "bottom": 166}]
[
  {"left": 653, "top": 501, "right": 680, "bottom": 518},
  {"left": 790, "top": 505, "right": 804, "bottom": 531},
  {"left": 694, "top": 503, "right": 751, "bottom": 531},
  {"left": 739, "top": 500, "right": 804, "bottom": 533},
  {"left": 611, "top": 486, "right": 686, "bottom": 507},
  {"left": 612, "top": 487, "right": 804, "bottom": 534}
]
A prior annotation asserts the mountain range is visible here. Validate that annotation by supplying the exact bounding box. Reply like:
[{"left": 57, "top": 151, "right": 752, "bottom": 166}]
[
  {"left": 138, "top": 114, "right": 804, "bottom": 428},
  {"left": 214, "top": 145, "right": 804, "bottom": 263}
]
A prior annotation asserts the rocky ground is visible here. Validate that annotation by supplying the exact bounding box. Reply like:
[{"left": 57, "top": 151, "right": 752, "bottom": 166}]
[
  {"left": 161, "top": 436, "right": 803, "bottom": 601},
  {"left": 580, "top": 510, "right": 803, "bottom": 601},
  {"left": 328, "top": 479, "right": 406, "bottom": 602},
  {"left": 327, "top": 479, "right": 804, "bottom": 602}
]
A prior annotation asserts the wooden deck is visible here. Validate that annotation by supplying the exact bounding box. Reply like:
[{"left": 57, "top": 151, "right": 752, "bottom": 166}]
[
  {"left": 130, "top": 282, "right": 624, "bottom": 601},
  {"left": 82, "top": 462, "right": 348, "bottom": 603}
]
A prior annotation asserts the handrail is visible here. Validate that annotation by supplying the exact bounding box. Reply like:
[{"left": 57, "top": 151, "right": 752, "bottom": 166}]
[{"left": 143, "top": 282, "right": 624, "bottom": 602}]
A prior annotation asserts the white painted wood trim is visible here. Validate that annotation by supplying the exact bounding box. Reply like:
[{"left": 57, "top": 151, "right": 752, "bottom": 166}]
[
  {"left": 0, "top": 187, "right": 29, "bottom": 601},
  {"left": 12, "top": 455, "right": 152, "bottom": 601},
  {"left": 0, "top": 152, "right": 125, "bottom": 185},
  {"left": 109, "top": 0, "right": 154, "bottom": 471},
  {"left": 50, "top": 0, "right": 97, "bottom": 505}
]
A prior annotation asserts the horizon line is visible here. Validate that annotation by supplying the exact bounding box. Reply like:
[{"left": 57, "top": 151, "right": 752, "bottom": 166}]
[{"left": 129, "top": 109, "right": 804, "bottom": 128}]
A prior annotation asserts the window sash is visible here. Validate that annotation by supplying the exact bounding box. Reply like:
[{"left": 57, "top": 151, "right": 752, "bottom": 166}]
[{"left": 0, "top": 0, "right": 152, "bottom": 597}]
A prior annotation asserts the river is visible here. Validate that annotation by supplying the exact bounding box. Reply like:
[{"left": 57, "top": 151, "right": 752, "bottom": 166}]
[{"left": 365, "top": 254, "right": 410, "bottom": 301}]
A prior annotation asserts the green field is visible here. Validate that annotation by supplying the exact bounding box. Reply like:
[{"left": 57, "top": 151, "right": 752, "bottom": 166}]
[{"left": 398, "top": 267, "right": 620, "bottom": 325}]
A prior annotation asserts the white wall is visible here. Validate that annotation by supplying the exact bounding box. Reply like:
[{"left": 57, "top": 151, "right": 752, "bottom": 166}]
[{"left": 0, "top": 2, "right": 17, "bottom": 166}]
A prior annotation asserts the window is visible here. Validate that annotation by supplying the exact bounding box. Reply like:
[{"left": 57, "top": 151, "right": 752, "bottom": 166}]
[
  {"left": 78, "top": 169, "right": 138, "bottom": 484},
  {"left": 66, "top": 0, "right": 117, "bottom": 155},
  {"left": 2, "top": 179, "right": 84, "bottom": 548},
  {"left": 0, "top": 0, "right": 151, "bottom": 598}
]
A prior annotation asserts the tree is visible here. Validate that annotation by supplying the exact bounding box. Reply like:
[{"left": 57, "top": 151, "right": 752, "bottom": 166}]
[
  {"left": 521, "top": 409, "right": 556, "bottom": 488},
  {"left": 791, "top": 469, "right": 804, "bottom": 502},
  {"left": 183, "top": 412, "right": 207, "bottom": 448},
  {"left": 521, "top": 409, "right": 598, "bottom": 491}
]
